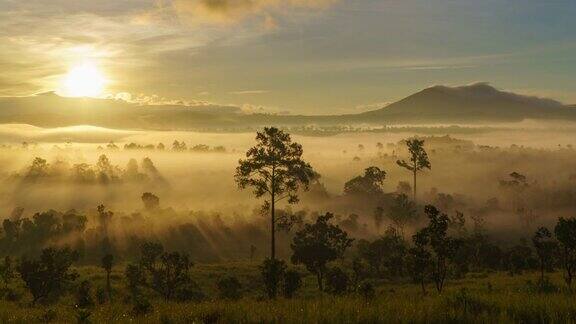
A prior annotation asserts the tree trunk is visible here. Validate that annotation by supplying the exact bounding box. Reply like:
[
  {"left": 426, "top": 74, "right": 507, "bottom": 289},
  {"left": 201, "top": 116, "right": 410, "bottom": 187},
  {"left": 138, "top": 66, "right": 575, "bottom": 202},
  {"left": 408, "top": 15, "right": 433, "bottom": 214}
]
[
  {"left": 271, "top": 166, "right": 276, "bottom": 261},
  {"left": 420, "top": 277, "right": 426, "bottom": 295},
  {"left": 271, "top": 193, "right": 276, "bottom": 261},
  {"left": 317, "top": 271, "right": 323, "bottom": 291},
  {"left": 413, "top": 168, "right": 417, "bottom": 203},
  {"left": 106, "top": 271, "right": 112, "bottom": 301}
]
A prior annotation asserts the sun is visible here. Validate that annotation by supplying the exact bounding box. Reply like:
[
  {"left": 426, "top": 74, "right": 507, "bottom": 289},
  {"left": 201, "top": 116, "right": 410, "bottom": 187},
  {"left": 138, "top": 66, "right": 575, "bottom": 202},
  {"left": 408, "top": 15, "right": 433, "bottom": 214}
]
[{"left": 62, "top": 62, "right": 107, "bottom": 97}]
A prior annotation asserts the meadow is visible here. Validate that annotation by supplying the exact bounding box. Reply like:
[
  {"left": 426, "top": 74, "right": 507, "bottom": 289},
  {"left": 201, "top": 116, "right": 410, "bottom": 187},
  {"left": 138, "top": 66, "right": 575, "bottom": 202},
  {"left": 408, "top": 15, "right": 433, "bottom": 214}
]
[{"left": 0, "top": 264, "right": 575, "bottom": 323}]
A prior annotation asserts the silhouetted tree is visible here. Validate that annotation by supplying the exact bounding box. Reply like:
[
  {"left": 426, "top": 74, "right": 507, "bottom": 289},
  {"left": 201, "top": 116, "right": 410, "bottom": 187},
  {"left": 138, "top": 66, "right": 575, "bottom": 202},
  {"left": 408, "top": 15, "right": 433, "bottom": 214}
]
[
  {"left": 172, "top": 140, "right": 187, "bottom": 151},
  {"left": 282, "top": 270, "right": 302, "bottom": 298},
  {"left": 373, "top": 207, "right": 385, "bottom": 230},
  {"left": 505, "top": 242, "right": 536, "bottom": 275},
  {"left": 260, "top": 258, "right": 286, "bottom": 299},
  {"left": 397, "top": 139, "right": 431, "bottom": 202},
  {"left": 124, "top": 264, "right": 146, "bottom": 298},
  {"left": 18, "top": 247, "right": 79, "bottom": 304},
  {"left": 386, "top": 193, "right": 417, "bottom": 238},
  {"left": 555, "top": 217, "right": 576, "bottom": 289},
  {"left": 96, "top": 205, "right": 113, "bottom": 234},
  {"left": 343, "top": 166, "right": 386, "bottom": 197},
  {"left": 532, "top": 227, "right": 557, "bottom": 283},
  {"left": 291, "top": 213, "right": 354, "bottom": 291},
  {"left": 407, "top": 231, "right": 432, "bottom": 294},
  {"left": 325, "top": 267, "right": 350, "bottom": 295},
  {"left": 141, "top": 192, "right": 160, "bottom": 211},
  {"left": 75, "top": 280, "right": 94, "bottom": 308},
  {"left": 250, "top": 244, "right": 257, "bottom": 261},
  {"left": 101, "top": 254, "right": 113, "bottom": 301},
  {"left": 358, "top": 281, "right": 375, "bottom": 302},
  {"left": 235, "top": 127, "right": 315, "bottom": 260},
  {"left": 0, "top": 256, "right": 15, "bottom": 289},
  {"left": 418, "top": 205, "right": 461, "bottom": 293},
  {"left": 357, "top": 229, "right": 407, "bottom": 278},
  {"left": 138, "top": 242, "right": 194, "bottom": 301}
]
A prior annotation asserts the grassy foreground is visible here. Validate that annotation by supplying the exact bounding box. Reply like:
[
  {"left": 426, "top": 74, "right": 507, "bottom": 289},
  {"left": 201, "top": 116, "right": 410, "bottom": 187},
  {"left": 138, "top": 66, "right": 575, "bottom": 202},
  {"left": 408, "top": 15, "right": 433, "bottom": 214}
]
[{"left": 1, "top": 263, "right": 575, "bottom": 323}]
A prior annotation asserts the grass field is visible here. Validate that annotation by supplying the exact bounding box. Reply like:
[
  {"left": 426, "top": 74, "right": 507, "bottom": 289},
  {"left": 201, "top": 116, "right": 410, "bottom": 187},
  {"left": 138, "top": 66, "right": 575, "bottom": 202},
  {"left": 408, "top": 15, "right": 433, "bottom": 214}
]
[{"left": 0, "top": 262, "right": 575, "bottom": 323}]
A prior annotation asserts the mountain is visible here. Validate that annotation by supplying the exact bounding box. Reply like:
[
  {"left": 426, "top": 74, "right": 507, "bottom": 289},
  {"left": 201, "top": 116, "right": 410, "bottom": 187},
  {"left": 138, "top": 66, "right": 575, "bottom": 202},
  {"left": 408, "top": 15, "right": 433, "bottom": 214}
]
[
  {"left": 0, "top": 83, "right": 574, "bottom": 130},
  {"left": 359, "top": 83, "right": 575, "bottom": 123}
]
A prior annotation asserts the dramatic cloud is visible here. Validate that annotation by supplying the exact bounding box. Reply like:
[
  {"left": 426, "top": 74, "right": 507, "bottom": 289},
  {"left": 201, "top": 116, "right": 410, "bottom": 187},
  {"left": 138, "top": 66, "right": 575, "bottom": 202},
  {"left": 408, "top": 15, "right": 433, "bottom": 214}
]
[{"left": 171, "top": 0, "right": 337, "bottom": 25}]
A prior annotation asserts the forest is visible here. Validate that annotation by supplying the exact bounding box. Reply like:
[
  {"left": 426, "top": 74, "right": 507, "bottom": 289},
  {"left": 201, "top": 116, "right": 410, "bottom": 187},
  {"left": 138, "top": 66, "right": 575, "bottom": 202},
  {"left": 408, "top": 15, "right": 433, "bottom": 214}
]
[{"left": 0, "top": 126, "right": 575, "bottom": 323}]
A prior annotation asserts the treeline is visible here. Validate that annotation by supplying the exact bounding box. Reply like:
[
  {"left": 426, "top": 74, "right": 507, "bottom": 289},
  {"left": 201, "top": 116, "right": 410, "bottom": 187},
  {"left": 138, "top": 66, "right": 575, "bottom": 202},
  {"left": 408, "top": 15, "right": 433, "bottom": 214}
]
[
  {"left": 9, "top": 155, "right": 166, "bottom": 185},
  {"left": 101, "top": 141, "right": 227, "bottom": 153}
]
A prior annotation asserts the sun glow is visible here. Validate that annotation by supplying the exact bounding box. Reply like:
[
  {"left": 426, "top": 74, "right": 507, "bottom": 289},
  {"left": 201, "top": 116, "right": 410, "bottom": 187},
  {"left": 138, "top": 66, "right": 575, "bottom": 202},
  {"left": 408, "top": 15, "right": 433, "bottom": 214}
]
[{"left": 62, "top": 62, "right": 107, "bottom": 97}]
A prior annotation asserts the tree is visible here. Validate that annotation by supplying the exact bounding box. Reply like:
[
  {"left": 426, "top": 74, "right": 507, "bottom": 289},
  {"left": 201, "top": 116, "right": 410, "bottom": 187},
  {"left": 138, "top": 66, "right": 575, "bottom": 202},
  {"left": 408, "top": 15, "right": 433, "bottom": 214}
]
[
  {"left": 24, "top": 157, "right": 50, "bottom": 182},
  {"left": 532, "top": 227, "right": 558, "bottom": 283},
  {"left": 291, "top": 213, "right": 354, "bottom": 291},
  {"left": 357, "top": 230, "right": 407, "bottom": 278},
  {"left": 282, "top": 270, "right": 302, "bottom": 298},
  {"left": 250, "top": 244, "right": 257, "bottom": 261},
  {"left": 325, "top": 267, "right": 350, "bottom": 295},
  {"left": 18, "top": 247, "right": 79, "bottom": 304},
  {"left": 0, "top": 256, "right": 15, "bottom": 289},
  {"left": 555, "top": 217, "right": 576, "bottom": 289},
  {"left": 138, "top": 242, "right": 194, "bottom": 301},
  {"left": 358, "top": 281, "right": 375, "bottom": 302},
  {"left": 235, "top": 127, "right": 315, "bottom": 260},
  {"left": 407, "top": 231, "right": 432, "bottom": 294},
  {"left": 386, "top": 193, "right": 417, "bottom": 238},
  {"left": 101, "top": 254, "right": 113, "bottom": 301},
  {"left": 141, "top": 192, "right": 160, "bottom": 211},
  {"left": 418, "top": 205, "right": 461, "bottom": 293},
  {"left": 124, "top": 264, "right": 146, "bottom": 298},
  {"left": 259, "top": 258, "right": 286, "bottom": 299},
  {"left": 373, "top": 207, "right": 385, "bottom": 230},
  {"left": 76, "top": 280, "right": 94, "bottom": 308},
  {"left": 343, "top": 166, "right": 386, "bottom": 197},
  {"left": 396, "top": 139, "right": 431, "bottom": 202}
]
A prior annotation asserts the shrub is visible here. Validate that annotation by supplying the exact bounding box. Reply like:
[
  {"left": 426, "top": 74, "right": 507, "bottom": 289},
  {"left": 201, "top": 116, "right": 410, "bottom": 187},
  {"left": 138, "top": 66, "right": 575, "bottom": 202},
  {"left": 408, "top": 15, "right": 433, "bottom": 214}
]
[
  {"left": 174, "top": 279, "right": 206, "bottom": 302},
  {"left": 217, "top": 276, "right": 242, "bottom": 300},
  {"left": 3, "top": 288, "right": 21, "bottom": 302},
  {"left": 443, "top": 288, "right": 499, "bottom": 317},
  {"left": 131, "top": 297, "right": 153, "bottom": 316},
  {"left": 325, "top": 267, "right": 350, "bottom": 295},
  {"left": 75, "top": 280, "right": 94, "bottom": 308},
  {"left": 75, "top": 309, "right": 92, "bottom": 324},
  {"left": 96, "top": 286, "right": 107, "bottom": 304},
  {"left": 18, "top": 247, "right": 79, "bottom": 304},
  {"left": 259, "top": 258, "right": 287, "bottom": 298},
  {"left": 358, "top": 281, "right": 375, "bottom": 302},
  {"left": 524, "top": 277, "right": 560, "bottom": 294},
  {"left": 283, "top": 270, "right": 302, "bottom": 298},
  {"left": 38, "top": 309, "right": 57, "bottom": 323}
]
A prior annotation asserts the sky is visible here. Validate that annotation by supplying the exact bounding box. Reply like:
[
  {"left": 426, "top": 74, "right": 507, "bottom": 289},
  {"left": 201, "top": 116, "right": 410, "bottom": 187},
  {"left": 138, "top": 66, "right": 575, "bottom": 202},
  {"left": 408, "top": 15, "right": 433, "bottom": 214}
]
[{"left": 1, "top": 0, "right": 575, "bottom": 115}]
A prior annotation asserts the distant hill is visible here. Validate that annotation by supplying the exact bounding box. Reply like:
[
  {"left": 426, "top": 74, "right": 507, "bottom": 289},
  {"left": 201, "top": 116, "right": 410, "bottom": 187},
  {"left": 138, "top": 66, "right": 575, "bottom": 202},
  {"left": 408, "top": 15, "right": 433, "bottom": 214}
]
[
  {"left": 358, "top": 83, "right": 575, "bottom": 123},
  {"left": 0, "top": 83, "right": 574, "bottom": 130}
]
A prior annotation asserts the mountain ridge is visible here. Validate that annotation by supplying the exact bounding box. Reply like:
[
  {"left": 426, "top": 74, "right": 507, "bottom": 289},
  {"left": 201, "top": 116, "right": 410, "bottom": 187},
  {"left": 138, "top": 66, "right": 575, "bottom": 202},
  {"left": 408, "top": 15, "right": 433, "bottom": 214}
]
[{"left": 0, "top": 83, "right": 574, "bottom": 130}]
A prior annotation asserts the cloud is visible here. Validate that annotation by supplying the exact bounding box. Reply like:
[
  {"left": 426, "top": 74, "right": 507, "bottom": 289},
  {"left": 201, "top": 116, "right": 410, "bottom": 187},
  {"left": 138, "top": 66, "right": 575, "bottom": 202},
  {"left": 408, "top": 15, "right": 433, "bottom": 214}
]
[{"left": 171, "top": 0, "right": 337, "bottom": 25}]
